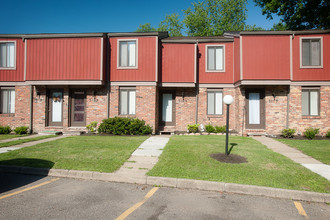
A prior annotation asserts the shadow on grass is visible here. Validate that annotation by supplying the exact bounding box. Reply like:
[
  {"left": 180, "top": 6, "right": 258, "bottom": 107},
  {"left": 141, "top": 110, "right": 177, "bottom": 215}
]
[{"left": 0, "top": 158, "right": 54, "bottom": 194}]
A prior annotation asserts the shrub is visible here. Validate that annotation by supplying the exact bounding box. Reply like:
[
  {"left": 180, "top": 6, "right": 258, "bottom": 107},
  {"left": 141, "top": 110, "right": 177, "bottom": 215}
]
[
  {"left": 205, "top": 124, "right": 215, "bottom": 133},
  {"left": 98, "top": 117, "right": 152, "bottom": 135},
  {"left": 215, "top": 125, "right": 226, "bottom": 133},
  {"left": 14, "top": 126, "right": 29, "bottom": 135},
  {"left": 187, "top": 124, "right": 199, "bottom": 133},
  {"left": 304, "top": 127, "right": 320, "bottom": 140},
  {"left": 0, "top": 126, "right": 12, "bottom": 134},
  {"left": 86, "top": 121, "right": 98, "bottom": 132},
  {"left": 281, "top": 128, "right": 296, "bottom": 138},
  {"left": 326, "top": 130, "right": 330, "bottom": 138}
]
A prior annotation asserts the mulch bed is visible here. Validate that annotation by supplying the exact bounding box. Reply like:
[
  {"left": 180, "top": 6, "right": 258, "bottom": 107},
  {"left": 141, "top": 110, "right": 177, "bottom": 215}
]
[{"left": 210, "top": 153, "right": 248, "bottom": 164}]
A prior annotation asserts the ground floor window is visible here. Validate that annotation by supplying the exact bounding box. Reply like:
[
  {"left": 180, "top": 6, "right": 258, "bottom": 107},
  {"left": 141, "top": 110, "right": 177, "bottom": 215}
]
[
  {"left": 120, "top": 87, "right": 136, "bottom": 115},
  {"left": 302, "top": 88, "right": 319, "bottom": 116},
  {"left": 207, "top": 89, "right": 222, "bottom": 115},
  {"left": 0, "top": 88, "right": 15, "bottom": 114}
]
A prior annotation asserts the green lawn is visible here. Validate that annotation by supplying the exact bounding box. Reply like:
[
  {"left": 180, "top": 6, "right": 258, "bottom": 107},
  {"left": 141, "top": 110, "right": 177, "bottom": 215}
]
[
  {"left": 276, "top": 139, "right": 330, "bottom": 165},
  {"left": 0, "top": 136, "right": 148, "bottom": 173},
  {"left": 147, "top": 136, "right": 329, "bottom": 193},
  {"left": 0, "top": 134, "right": 28, "bottom": 140},
  {"left": 0, "top": 135, "right": 56, "bottom": 148}
]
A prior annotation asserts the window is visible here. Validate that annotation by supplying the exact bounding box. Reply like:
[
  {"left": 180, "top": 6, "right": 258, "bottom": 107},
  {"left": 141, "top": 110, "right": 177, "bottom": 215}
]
[
  {"left": 120, "top": 87, "right": 136, "bottom": 115},
  {"left": 0, "top": 42, "right": 16, "bottom": 69},
  {"left": 118, "top": 40, "right": 137, "bottom": 68},
  {"left": 1, "top": 88, "right": 15, "bottom": 114},
  {"left": 207, "top": 90, "right": 222, "bottom": 115},
  {"left": 206, "top": 45, "right": 224, "bottom": 72},
  {"left": 301, "top": 38, "right": 322, "bottom": 68},
  {"left": 302, "top": 88, "right": 319, "bottom": 116}
]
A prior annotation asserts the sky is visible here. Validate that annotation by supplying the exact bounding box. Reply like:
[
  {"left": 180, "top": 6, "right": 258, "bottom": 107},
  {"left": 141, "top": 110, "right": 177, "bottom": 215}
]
[{"left": 0, "top": 0, "right": 280, "bottom": 34}]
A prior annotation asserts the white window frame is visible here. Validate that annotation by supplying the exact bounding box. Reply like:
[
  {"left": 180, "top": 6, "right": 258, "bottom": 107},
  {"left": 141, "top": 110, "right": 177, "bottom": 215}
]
[
  {"left": 302, "top": 88, "right": 320, "bottom": 116},
  {"left": 207, "top": 89, "right": 223, "bottom": 115},
  {"left": 205, "top": 45, "right": 225, "bottom": 72},
  {"left": 117, "top": 39, "right": 138, "bottom": 69},
  {"left": 119, "top": 87, "right": 136, "bottom": 115},
  {"left": 300, "top": 37, "right": 323, "bottom": 69},
  {"left": 0, "top": 87, "right": 15, "bottom": 114},
  {"left": 0, "top": 41, "right": 17, "bottom": 70}
]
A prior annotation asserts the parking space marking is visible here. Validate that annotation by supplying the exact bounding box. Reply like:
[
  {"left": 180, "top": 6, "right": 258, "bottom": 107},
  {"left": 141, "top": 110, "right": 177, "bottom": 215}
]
[
  {"left": 294, "top": 201, "right": 308, "bottom": 218},
  {"left": 0, "top": 178, "right": 60, "bottom": 200},
  {"left": 115, "top": 187, "right": 159, "bottom": 220}
]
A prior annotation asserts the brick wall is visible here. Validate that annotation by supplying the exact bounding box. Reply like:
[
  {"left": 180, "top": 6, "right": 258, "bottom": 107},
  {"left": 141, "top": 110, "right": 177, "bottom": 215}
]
[{"left": 174, "top": 88, "right": 196, "bottom": 131}]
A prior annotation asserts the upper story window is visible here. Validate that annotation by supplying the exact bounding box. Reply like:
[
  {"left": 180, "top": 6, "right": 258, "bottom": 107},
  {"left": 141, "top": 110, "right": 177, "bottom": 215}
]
[
  {"left": 301, "top": 37, "right": 323, "bottom": 68},
  {"left": 302, "top": 88, "right": 319, "bottom": 116},
  {"left": 0, "top": 42, "right": 16, "bottom": 69},
  {"left": 206, "top": 45, "right": 225, "bottom": 72},
  {"left": 118, "top": 40, "right": 138, "bottom": 69},
  {"left": 120, "top": 87, "right": 136, "bottom": 115},
  {"left": 1, "top": 88, "right": 15, "bottom": 114},
  {"left": 207, "top": 89, "right": 223, "bottom": 115}
]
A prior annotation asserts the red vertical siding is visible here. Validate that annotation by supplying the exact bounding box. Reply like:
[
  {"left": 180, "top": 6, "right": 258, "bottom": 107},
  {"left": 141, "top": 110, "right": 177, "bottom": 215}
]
[
  {"left": 109, "top": 37, "right": 156, "bottom": 82},
  {"left": 234, "top": 37, "right": 240, "bottom": 83},
  {"left": 0, "top": 38, "right": 25, "bottom": 82},
  {"left": 242, "top": 35, "right": 290, "bottom": 80},
  {"left": 292, "top": 34, "right": 330, "bottom": 81},
  {"left": 26, "top": 38, "right": 101, "bottom": 81},
  {"left": 161, "top": 43, "right": 195, "bottom": 83},
  {"left": 198, "top": 42, "right": 234, "bottom": 84}
]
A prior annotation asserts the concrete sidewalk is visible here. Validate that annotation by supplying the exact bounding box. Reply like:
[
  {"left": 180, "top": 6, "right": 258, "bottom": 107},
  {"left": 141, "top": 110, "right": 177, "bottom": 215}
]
[
  {"left": 0, "top": 134, "right": 48, "bottom": 143},
  {"left": 253, "top": 136, "right": 330, "bottom": 180}
]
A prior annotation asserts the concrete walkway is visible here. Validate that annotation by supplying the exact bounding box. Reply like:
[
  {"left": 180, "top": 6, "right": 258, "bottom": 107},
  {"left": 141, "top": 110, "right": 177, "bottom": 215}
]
[
  {"left": 0, "top": 134, "right": 48, "bottom": 143},
  {"left": 0, "top": 135, "right": 68, "bottom": 154},
  {"left": 253, "top": 136, "right": 330, "bottom": 180}
]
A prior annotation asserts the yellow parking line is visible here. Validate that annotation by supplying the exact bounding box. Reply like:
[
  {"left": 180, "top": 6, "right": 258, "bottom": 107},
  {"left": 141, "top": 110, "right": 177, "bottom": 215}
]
[
  {"left": 115, "top": 187, "right": 159, "bottom": 220},
  {"left": 0, "top": 178, "right": 60, "bottom": 200},
  {"left": 294, "top": 201, "right": 308, "bottom": 217}
]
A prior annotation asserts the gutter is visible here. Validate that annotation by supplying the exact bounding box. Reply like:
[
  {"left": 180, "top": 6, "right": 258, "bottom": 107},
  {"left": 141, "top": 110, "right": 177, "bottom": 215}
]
[{"left": 29, "top": 86, "right": 33, "bottom": 134}]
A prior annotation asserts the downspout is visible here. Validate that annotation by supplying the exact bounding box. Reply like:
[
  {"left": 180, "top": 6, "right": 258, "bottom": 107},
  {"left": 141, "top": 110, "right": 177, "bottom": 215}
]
[
  {"left": 29, "top": 85, "right": 33, "bottom": 134},
  {"left": 286, "top": 86, "right": 290, "bottom": 128},
  {"left": 106, "top": 35, "right": 110, "bottom": 118},
  {"left": 195, "top": 41, "right": 199, "bottom": 124}
]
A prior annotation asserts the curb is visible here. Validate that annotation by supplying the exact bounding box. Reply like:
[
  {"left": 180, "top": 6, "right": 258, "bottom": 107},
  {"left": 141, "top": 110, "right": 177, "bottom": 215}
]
[{"left": 1, "top": 165, "right": 329, "bottom": 203}]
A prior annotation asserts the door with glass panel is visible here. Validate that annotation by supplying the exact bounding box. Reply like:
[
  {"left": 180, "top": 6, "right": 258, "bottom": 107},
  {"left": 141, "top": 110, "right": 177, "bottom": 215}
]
[
  {"left": 70, "top": 90, "right": 86, "bottom": 127},
  {"left": 48, "top": 90, "right": 63, "bottom": 126},
  {"left": 160, "top": 92, "right": 175, "bottom": 126},
  {"left": 245, "top": 90, "right": 265, "bottom": 129}
]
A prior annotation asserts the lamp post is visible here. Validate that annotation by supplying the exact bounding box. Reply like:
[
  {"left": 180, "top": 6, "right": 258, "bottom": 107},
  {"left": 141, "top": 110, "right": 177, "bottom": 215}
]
[{"left": 223, "top": 95, "right": 233, "bottom": 155}]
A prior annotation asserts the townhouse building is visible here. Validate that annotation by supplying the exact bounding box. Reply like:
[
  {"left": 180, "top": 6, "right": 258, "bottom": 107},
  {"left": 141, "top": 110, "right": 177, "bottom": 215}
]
[{"left": 0, "top": 30, "right": 329, "bottom": 136}]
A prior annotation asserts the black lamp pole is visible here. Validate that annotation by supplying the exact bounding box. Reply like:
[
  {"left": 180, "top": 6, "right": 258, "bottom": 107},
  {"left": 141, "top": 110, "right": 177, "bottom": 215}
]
[{"left": 225, "top": 104, "right": 230, "bottom": 155}]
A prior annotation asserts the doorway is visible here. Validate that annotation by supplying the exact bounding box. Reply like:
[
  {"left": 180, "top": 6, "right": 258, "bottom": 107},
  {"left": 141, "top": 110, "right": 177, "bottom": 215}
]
[
  {"left": 159, "top": 91, "right": 175, "bottom": 126},
  {"left": 70, "top": 90, "right": 86, "bottom": 127},
  {"left": 47, "top": 90, "right": 63, "bottom": 126},
  {"left": 245, "top": 89, "right": 265, "bottom": 129}
]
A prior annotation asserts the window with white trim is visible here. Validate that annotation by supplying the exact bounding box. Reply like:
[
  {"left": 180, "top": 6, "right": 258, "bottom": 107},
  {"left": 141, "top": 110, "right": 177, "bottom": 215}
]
[
  {"left": 301, "top": 38, "right": 322, "bottom": 67},
  {"left": 0, "top": 42, "right": 15, "bottom": 68},
  {"left": 120, "top": 87, "right": 136, "bottom": 115},
  {"left": 302, "top": 88, "right": 319, "bottom": 116},
  {"left": 0, "top": 88, "right": 15, "bottom": 114},
  {"left": 118, "top": 40, "right": 137, "bottom": 68},
  {"left": 206, "top": 45, "right": 224, "bottom": 72},
  {"left": 207, "top": 90, "right": 223, "bottom": 115}
]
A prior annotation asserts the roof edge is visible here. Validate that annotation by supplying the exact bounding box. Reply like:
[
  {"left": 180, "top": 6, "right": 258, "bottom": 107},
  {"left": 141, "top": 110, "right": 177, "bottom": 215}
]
[
  {"left": 161, "top": 38, "right": 234, "bottom": 43},
  {"left": 107, "top": 32, "right": 168, "bottom": 38},
  {"left": 239, "top": 30, "right": 330, "bottom": 35}
]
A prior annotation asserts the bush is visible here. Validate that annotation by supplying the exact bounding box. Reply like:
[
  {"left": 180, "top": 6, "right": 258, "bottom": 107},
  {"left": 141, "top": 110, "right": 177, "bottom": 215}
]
[
  {"left": 0, "top": 126, "right": 12, "bottom": 134},
  {"left": 304, "top": 127, "right": 320, "bottom": 140},
  {"left": 187, "top": 124, "right": 199, "bottom": 133},
  {"left": 215, "top": 125, "right": 226, "bottom": 133},
  {"left": 98, "top": 117, "right": 152, "bottom": 135},
  {"left": 86, "top": 121, "right": 98, "bottom": 132},
  {"left": 326, "top": 130, "right": 330, "bottom": 138},
  {"left": 205, "top": 124, "right": 215, "bottom": 133},
  {"left": 281, "top": 128, "right": 296, "bottom": 138},
  {"left": 14, "top": 126, "right": 29, "bottom": 135}
]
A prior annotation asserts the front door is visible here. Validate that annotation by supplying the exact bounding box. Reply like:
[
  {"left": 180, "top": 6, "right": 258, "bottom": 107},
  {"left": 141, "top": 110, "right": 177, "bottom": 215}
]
[
  {"left": 70, "top": 90, "right": 86, "bottom": 127},
  {"left": 245, "top": 90, "right": 265, "bottom": 129},
  {"left": 48, "top": 90, "right": 63, "bottom": 126},
  {"left": 160, "top": 92, "right": 175, "bottom": 126}
]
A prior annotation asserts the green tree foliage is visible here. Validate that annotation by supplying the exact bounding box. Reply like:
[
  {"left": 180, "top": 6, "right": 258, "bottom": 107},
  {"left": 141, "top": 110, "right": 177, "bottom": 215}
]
[
  {"left": 253, "top": 0, "right": 330, "bottom": 30},
  {"left": 244, "top": 24, "right": 265, "bottom": 31},
  {"left": 183, "top": 0, "right": 247, "bottom": 36},
  {"left": 158, "top": 13, "right": 183, "bottom": 36},
  {"left": 136, "top": 23, "right": 156, "bottom": 32},
  {"left": 270, "top": 22, "right": 288, "bottom": 31}
]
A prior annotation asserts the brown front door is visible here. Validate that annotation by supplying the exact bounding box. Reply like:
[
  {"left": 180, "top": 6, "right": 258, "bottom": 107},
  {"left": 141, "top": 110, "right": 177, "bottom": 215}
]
[
  {"left": 245, "top": 89, "right": 265, "bottom": 129},
  {"left": 47, "top": 90, "right": 63, "bottom": 126},
  {"left": 159, "top": 91, "right": 175, "bottom": 126},
  {"left": 70, "top": 90, "right": 86, "bottom": 127}
]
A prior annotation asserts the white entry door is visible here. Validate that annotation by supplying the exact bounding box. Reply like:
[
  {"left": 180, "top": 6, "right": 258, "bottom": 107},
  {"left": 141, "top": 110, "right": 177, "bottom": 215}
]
[
  {"left": 246, "top": 90, "right": 265, "bottom": 129},
  {"left": 48, "top": 90, "right": 63, "bottom": 126},
  {"left": 161, "top": 92, "right": 175, "bottom": 126}
]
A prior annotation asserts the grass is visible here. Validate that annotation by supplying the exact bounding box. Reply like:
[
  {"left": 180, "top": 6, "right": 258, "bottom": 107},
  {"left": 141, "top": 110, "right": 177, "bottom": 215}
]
[
  {"left": 0, "top": 134, "right": 29, "bottom": 140},
  {"left": 0, "top": 135, "right": 56, "bottom": 148},
  {"left": 147, "top": 136, "right": 330, "bottom": 193},
  {"left": 0, "top": 136, "right": 148, "bottom": 173},
  {"left": 276, "top": 139, "right": 330, "bottom": 165}
]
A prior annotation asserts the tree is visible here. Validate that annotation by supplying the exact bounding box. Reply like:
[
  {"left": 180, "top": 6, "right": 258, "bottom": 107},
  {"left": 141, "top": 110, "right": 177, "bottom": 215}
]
[
  {"left": 253, "top": 0, "right": 330, "bottom": 30},
  {"left": 183, "top": 0, "right": 247, "bottom": 36},
  {"left": 244, "top": 24, "right": 265, "bottom": 31},
  {"left": 136, "top": 23, "right": 156, "bottom": 32},
  {"left": 270, "top": 22, "right": 288, "bottom": 31},
  {"left": 158, "top": 13, "right": 183, "bottom": 37}
]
